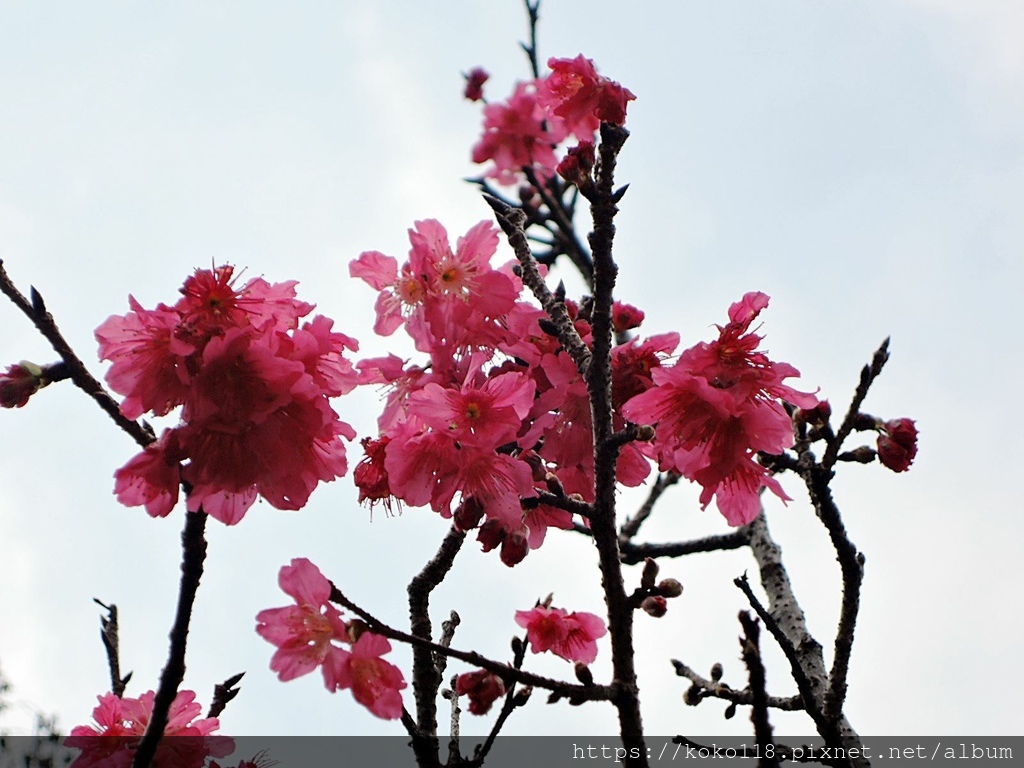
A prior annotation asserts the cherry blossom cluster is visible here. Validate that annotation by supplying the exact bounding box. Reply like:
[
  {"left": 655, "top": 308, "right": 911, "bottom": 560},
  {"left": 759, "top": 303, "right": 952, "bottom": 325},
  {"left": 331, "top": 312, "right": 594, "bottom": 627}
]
[
  {"left": 622, "top": 292, "right": 819, "bottom": 526},
  {"left": 350, "top": 220, "right": 671, "bottom": 565},
  {"left": 96, "top": 267, "right": 360, "bottom": 525},
  {"left": 255, "top": 558, "right": 407, "bottom": 720},
  {"left": 468, "top": 54, "right": 635, "bottom": 185},
  {"left": 67, "top": 689, "right": 227, "bottom": 768}
]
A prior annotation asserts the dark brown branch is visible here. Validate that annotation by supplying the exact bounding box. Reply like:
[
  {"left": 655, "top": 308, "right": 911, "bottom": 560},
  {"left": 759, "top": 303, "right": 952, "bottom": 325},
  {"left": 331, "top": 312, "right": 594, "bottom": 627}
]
[
  {"left": 584, "top": 122, "right": 646, "bottom": 765},
  {"left": 738, "top": 612, "right": 779, "bottom": 768},
  {"left": 519, "top": 0, "right": 542, "bottom": 80},
  {"left": 670, "top": 660, "right": 803, "bottom": 711},
  {"left": 619, "top": 472, "right": 679, "bottom": 541},
  {"left": 529, "top": 491, "right": 594, "bottom": 518},
  {"left": 131, "top": 510, "right": 208, "bottom": 768},
  {"left": 93, "top": 599, "right": 131, "bottom": 697},
  {"left": 802, "top": 466, "right": 864, "bottom": 722},
  {"left": 207, "top": 672, "right": 244, "bottom": 719},
  {"left": 484, "top": 196, "right": 593, "bottom": 377},
  {"left": 329, "top": 584, "right": 613, "bottom": 703},
  {"left": 619, "top": 530, "right": 749, "bottom": 565},
  {"left": 0, "top": 261, "right": 154, "bottom": 448},
  {"left": 822, "top": 338, "right": 889, "bottom": 471}
]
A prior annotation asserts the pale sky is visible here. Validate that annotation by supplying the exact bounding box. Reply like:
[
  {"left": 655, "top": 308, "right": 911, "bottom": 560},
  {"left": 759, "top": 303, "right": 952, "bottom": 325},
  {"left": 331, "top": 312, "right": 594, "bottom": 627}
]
[{"left": 1, "top": 0, "right": 1021, "bottom": 740}]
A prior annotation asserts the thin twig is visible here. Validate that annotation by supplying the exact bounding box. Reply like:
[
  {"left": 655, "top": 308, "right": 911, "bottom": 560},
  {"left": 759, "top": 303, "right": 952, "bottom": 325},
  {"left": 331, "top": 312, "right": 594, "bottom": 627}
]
[
  {"left": 821, "top": 338, "right": 889, "bottom": 471},
  {"left": 671, "top": 660, "right": 803, "bottom": 711},
  {"left": 619, "top": 472, "right": 679, "bottom": 540},
  {"left": 329, "top": 584, "right": 613, "bottom": 703},
  {"left": 93, "top": 599, "right": 131, "bottom": 697},
  {"left": 737, "top": 611, "right": 779, "bottom": 768},
  {"left": 619, "top": 530, "right": 749, "bottom": 565},
  {"left": 0, "top": 261, "right": 153, "bottom": 448}
]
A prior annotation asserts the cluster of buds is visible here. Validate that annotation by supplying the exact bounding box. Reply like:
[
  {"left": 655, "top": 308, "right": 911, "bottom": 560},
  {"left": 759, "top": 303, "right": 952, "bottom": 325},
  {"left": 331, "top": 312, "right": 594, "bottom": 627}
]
[
  {"left": 842, "top": 413, "right": 919, "bottom": 473},
  {"left": 632, "top": 558, "right": 684, "bottom": 618}
]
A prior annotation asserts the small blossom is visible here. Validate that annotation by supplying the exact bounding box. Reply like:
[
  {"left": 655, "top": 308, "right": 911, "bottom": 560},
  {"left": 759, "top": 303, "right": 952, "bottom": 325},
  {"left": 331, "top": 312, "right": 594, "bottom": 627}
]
[
  {"left": 611, "top": 301, "right": 645, "bottom": 334},
  {"left": 641, "top": 596, "right": 668, "bottom": 618},
  {"left": 455, "top": 670, "right": 506, "bottom": 715},
  {"left": 514, "top": 605, "right": 607, "bottom": 664},
  {"left": 538, "top": 55, "right": 636, "bottom": 137},
  {"left": 556, "top": 141, "right": 595, "bottom": 187},
  {"left": 463, "top": 67, "right": 489, "bottom": 101},
  {"left": 877, "top": 418, "right": 918, "bottom": 472},
  {"left": 0, "top": 361, "right": 45, "bottom": 408},
  {"left": 323, "top": 632, "right": 407, "bottom": 720},
  {"left": 256, "top": 558, "right": 348, "bottom": 686}
]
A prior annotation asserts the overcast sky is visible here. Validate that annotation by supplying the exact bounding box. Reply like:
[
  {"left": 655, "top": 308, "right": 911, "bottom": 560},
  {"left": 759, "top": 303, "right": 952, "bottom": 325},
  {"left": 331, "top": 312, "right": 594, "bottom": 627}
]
[{"left": 1, "top": 0, "right": 1021, "bottom": 741}]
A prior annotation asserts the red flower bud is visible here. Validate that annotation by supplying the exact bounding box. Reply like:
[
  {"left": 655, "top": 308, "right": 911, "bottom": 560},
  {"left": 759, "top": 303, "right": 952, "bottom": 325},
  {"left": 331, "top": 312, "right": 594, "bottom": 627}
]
[
  {"left": 463, "top": 67, "right": 489, "bottom": 102},
  {"left": 877, "top": 418, "right": 918, "bottom": 472},
  {"left": 455, "top": 669, "right": 506, "bottom": 715}
]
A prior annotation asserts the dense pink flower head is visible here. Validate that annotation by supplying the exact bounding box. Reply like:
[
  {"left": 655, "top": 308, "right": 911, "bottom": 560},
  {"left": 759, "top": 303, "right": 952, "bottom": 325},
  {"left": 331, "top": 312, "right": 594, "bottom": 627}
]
[
  {"left": 101, "top": 266, "right": 358, "bottom": 524},
  {"left": 622, "top": 293, "right": 817, "bottom": 526},
  {"left": 256, "top": 558, "right": 349, "bottom": 686},
  {"left": 514, "top": 605, "right": 607, "bottom": 664},
  {"left": 538, "top": 55, "right": 636, "bottom": 138}
]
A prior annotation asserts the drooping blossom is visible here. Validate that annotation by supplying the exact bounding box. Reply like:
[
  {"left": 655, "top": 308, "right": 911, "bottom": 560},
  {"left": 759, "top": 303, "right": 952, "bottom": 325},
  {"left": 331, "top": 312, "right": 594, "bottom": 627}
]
[
  {"left": 99, "top": 266, "right": 359, "bottom": 524},
  {"left": 622, "top": 292, "right": 817, "bottom": 526},
  {"left": 0, "top": 361, "right": 45, "bottom": 408},
  {"left": 322, "top": 632, "right": 407, "bottom": 720},
  {"left": 463, "top": 67, "right": 489, "bottom": 101},
  {"left": 538, "top": 55, "right": 636, "bottom": 138},
  {"left": 255, "top": 558, "right": 349, "bottom": 686},
  {"left": 514, "top": 605, "right": 607, "bottom": 664},
  {"left": 455, "top": 670, "right": 506, "bottom": 715},
  {"left": 877, "top": 418, "right": 918, "bottom": 472}
]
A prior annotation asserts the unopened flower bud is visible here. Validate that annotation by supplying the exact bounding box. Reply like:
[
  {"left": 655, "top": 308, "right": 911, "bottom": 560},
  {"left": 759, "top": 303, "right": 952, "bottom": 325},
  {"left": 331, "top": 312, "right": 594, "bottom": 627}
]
[
  {"left": 724, "top": 702, "right": 738, "bottom": 719},
  {"left": 635, "top": 424, "right": 656, "bottom": 442},
  {"left": 511, "top": 636, "right": 525, "bottom": 657},
  {"left": 476, "top": 519, "right": 506, "bottom": 552},
  {"left": 611, "top": 301, "right": 645, "bottom": 333},
  {"left": 574, "top": 662, "right": 594, "bottom": 687},
  {"left": 0, "top": 361, "right": 45, "bottom": 409},
  {"left": 462, "top": 67, "right": 489, "bottom": 102},
  {"left": 641, "top": 595, "right": 668, "bottom": 618},
  {"left": 710, "top": 663, "right": 723, "bottom": 682},
  {"left": 838, "top": 446, "right": 877, "bottom": 464},
  {"left": 684, "top": 684, "right": 702, "bottom": 706},
  {"left": 657, "top": 578, "right": 683, "bottom": 598},
  {"left": 454, "top": 496, "right": 485, "bottom": 531},
  {"left": 877, "top": 418, "right": 918, "bottom": 473},
  {"left": 500, "top": 528, "right": 530, "bottom": 567},
  {"left": 641, "top": 557, "right": 659, "bottom": 589},
  {"left": 544, "top": 472, "right": 564, "bottom": 497},
  {"left": 345, "top": 619, "right": 368, "bottom": 643},
  {"left": 512, "top": 685, "right": 533, "bottom": 707}
]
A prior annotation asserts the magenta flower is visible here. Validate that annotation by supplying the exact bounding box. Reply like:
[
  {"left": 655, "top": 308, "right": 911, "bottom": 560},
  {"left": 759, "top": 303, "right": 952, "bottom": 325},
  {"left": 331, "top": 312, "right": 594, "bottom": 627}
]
[
  {"left": 622, "top": 292, "right": 817, "bottom": 526},
  {"left": 100, "top": 266, "right": 358, "bottom": 524},
  {"left": 472, "top": 81, "right": 564, "bottom": 184},
  {"left": 514, "top": 605, "right": 607, "bottom": 664},
  {"left": 538, "top": 55, "right": 636, "bottom": 137}
]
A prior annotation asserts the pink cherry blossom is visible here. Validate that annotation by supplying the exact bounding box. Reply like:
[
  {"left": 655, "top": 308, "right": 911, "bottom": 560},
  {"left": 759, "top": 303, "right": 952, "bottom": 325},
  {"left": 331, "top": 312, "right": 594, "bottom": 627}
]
[
  {"left": 538, "top": 55, "right": 636, "bottom": 138},
  {"left": 323, "top": 632, "right": 407, "bottom": 720},
  {"left": 514, "top": 605, "right": 607, "bottom": 664},
  {"left": 622, "top": 292, "right": 817, "bottom": 526},
  {"left": 472, "top": 81, "right": 564, "bottom": 185},
  {"left": 256, "top": 558, "right": 349, "bottom": 687}
]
